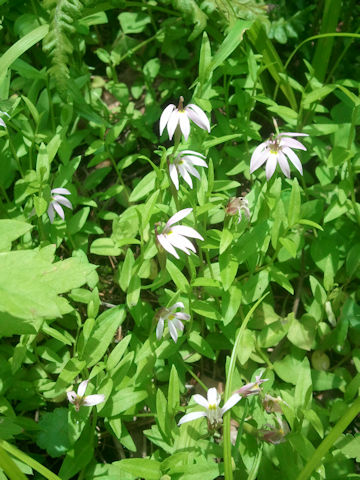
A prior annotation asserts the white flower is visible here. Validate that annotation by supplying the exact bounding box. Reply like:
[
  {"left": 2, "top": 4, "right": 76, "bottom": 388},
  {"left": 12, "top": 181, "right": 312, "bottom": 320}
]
[
  {"left": 236, "top": 372, "right": 268, "bottom": 397},
  {"left": 156, "top": 302, "right": 190, "bottom": 343},
  {"left": 250, "top": 132, "right": 309, "bottom": 180},
  {"left": 169, "top": 150, "right": 208, "bottom": 190},
  {"left": 156, "top": 208, "right": 204, "bottom": 259},
  {"left": 67, "top": 380, "right": 105, "bottom": 411},
  {"left": 0, "top": 111, "right": 10, "bottom": 128},
  {"left": 48, "top": 188, "right": 73, "bottom": 223},
  {"left": 178, "top": 387, "right": 242, "bottom": 428},
  {"left": 160, "top": 96, "right": 210, "bottom": 141}
]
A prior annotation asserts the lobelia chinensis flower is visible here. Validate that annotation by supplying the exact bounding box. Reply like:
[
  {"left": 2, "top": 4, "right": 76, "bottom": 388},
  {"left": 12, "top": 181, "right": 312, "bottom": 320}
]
[
  {"left": 160, "top": 96, "right": 210, "bottom": 141},
  {"left": 156, "top": 208, "right": 204, "bottom": 259},
  {"left": 178, "top": 387, "right": 242, "bottom": 429},
  {"left": 259, "top": 418, "right": 290, "bottom": 444},
  {"left": 156, "top": 302, "right": 190, "bottom": 343},
  {"left": 48, "top": 188, "right": 73, "bottom": 223},
  {"left": 250, "top": 131, "right": 309, "bottom": 180},
  {"left": 169, "top": 150, "right": 208, "bottom": 190},
  {"left": 67, "top": 380, "right": 105, "bottom": 411},
  {"left": 0, "top": 111, "right": 10, "bottom": 128},
  {"left": 226, "top": 196, "right": 251, "bottom": 223},
  {"left": 236, "top": 372, "right": 268, "bottom": 398}
]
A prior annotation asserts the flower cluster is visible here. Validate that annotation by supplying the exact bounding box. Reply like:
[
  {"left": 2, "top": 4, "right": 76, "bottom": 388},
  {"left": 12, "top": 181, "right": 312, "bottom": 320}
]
[
  {"left": 156, "top": 302, "right": 190, "bottom": 343},
  {"left": 67, "top": 380, "right": 105, "bottom": 411},
  {"left": 48, "top": 188, "right": 73, "bottom": 223}
]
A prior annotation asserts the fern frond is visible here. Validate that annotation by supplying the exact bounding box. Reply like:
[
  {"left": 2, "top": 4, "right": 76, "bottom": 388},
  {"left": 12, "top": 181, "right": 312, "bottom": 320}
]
[{"left": 43, "top": 0, "right": 85, "bottom": 97}]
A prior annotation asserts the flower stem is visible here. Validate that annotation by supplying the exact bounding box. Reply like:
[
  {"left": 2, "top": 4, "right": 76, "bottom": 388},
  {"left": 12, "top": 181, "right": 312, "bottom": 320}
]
[{"left": 296, "top": 396, "right": 360, "bottom": 480}]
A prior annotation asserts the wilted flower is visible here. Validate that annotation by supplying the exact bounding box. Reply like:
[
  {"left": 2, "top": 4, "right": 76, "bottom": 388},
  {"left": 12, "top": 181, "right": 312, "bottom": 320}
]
[
  {"left": 67, "top": 380, "right": 105, "bottom": 411},
  {"left": 160, "top": 96, "right": 210, "bottom": 141},
  {"left": 0, "top": 111, "right": 10, "bottom": 128},
  {"left": 237, "top": 372, "right": 268, "bottom": 397},
  {"left": 250, "top": 131, "right": 308, "bottom": 180},
  {"left": 156, "top": 208, "right": 204, "bottom": 259},
  {"left": 259, "top": 418, "right": 290, "bottom": 444},
  {"left": 178, "top": 387, "right": 242, "bottom": 429},
  {"left": 156, "top": 302, "right": 190, "bottom": 343},
  {"left": 226, "top": 197, "right": 251, "bottom": 223},
  {"left": 48, "top": 188, "right": 73, "bottom": 223},
  {"left": 169, "top": 150, "right": 208, "bottom": 190},
  {"left": 262, "top": 394, "right": 288, "bottom": 414}
]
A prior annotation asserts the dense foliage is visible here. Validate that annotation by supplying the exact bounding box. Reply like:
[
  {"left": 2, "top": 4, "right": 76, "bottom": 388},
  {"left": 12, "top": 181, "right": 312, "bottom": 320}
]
[{"left": 0, "top": 1, "right": 359, "bottom": 479}]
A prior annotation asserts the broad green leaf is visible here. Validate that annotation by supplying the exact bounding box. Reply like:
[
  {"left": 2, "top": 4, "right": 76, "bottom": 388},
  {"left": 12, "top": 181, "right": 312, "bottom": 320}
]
[
  {"left": 166, "top": 260, "right": 190, "bottom": 293},
  {"left": 117, "top": 459, "right": 161, "bottom": 480},
  {"left": 188, "top": 331, "right": 215, "bottom": 360},
  {"left": 222, "top": 285, "right": 241, "bottom": 326},
  {"left": 198, "top": 31, "right": 211, "bottom": 87},
  {"left": 90, "top": 238, "right": 122, "bottom": 256},
  {"left": 288, "top": 314, "right": 317, "bottom": 350},
  {"left": 168, "top": 365, "right": 180, "bottom": 417},
  {"left": 219, "top": 250, "right": 238, "bottom": 291},
  {"left": 126, "top": 275, "right": 141, "bottom": 308},
  {"left": 82, "top": 307, "right": 126, "bottom": 367},
  {"left": 99, "top": 388, "right": 148, "bottom": 417},
  {"left": 118, "top": 249, "right": 135, "bottom": 292},
  {"left": 0, "top": 220, "right": 33, "bottom": 252},
  {"left": 237, "top": 329, "right": 255, "bottom": 365},
  {"left": 36, "top": 408, "right": 70, "bottom": 458},
  {"left": 129, "top": 171, "right": 156, "bottom": 202},
  {"left": 220, "top": 228, "right": 233, "bottom": 255}
]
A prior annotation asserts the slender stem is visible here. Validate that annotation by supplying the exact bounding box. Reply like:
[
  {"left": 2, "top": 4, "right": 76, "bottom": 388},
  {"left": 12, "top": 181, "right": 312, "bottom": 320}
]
[
  {"left": 183, "top": 364, "right": 208, "bottom": 392},
  {"left": 296, "top": 396, "right": 360, "bottom": 480}
]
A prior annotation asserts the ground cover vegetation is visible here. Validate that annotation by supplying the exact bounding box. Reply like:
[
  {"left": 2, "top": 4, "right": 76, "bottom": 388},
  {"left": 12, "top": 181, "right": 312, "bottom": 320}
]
[{"left": 0, "top": 0, "right": 359, "bottom": 479}]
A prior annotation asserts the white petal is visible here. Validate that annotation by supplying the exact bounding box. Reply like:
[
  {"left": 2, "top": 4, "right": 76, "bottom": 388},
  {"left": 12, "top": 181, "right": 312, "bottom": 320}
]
[
  {"left": 174, "top": 312, "right": 190, "bottom": 321},
  {"left": 179, "top": 111, "right": 190, "bottom": 141},
  {"left": 221, "top": 393, "right": 242, "bottom": 415},
  {"left": 282, "top": 146, "right": 303, "bottom": 175},
  {"left": 169, "top": 163, "right": 179, "bottom": 190},
  {"left": 156, "top": 317, "right": 164, "bottom": 340},
  {"left": 167, "top": 208, "right": 192, "bottom": 227},
  {"left": 250, "top": 141, "right": 269, "bottom": 173},
  {"left": 0, "top": 119, "right": 6, "bottom": 128},
  {"left": 265, "top": 153, "right": 278, "bottom": 180},
  {"left": 77, "top": 380, "right": 89, "bottom": 397},
  {"left": 159, "top": 104, "right": 175, "bottom": 135},
  {"left": 168, "top": 320, "right": 178, "bottom": 343},
  {"left": 157, "top": 233, "right": 180, "bottom": 259},
  {"left": 52, "top": 201, "right": 65, "bottom": 220},
  {"left": 182, "top": 155, "right": 208, "bottom": 168},
  {"left": 47, "top": 204, "right": 55, "bottom": 223},
  {"left": 207, "top": 387, "right": 220, "bottom": 407},
  {"left": 167, "top": 233, "right": 194, "bottom": 254},
  {"left": 180, "top": 150, "right": 206, "bottom": 158},
  {"left": 182, "top": 162, "right": 201, "bottom": 180},
  {"left": 82, "top": 394, "right": 105, "bottom": 407},
  {"left": 185, "top": 104, "right": 210, "bottom": 132},
  {"left": 178, "top": 411, "right": 207, "bottom": 426},
  {"left": 278, "top": 132, "right": 309, "bottom": 137},
  {"left": 51, "top": 188, "right": 71, "bottom": 195},
  {"left": 67, "top": 391, "right": 77, "bottom": 404},
  {"left": 193, "top": 394, "right": 209, "bottom": 409},
  {"left": 167, "top": 110, "right": 180, "bottom": 140},
  {"left": 52, "top": 195, "right": 73, "bottom": 210},
  {"left": 178, "top": 164, "right": 193, "bottom": 188},
  {"left": 169, "top": 301, "right": 185, "bottom": 310},
  {"left": 277, "top": 151, "right": 290, "bottom": 177},
  {"left": 171, "top": 225, "right": 204, "bottom": 240},
  {"left": 172, "top": 318, "right": 184, "bottom": 331},
  {"left": 280, "top": 137, "right": 306, "bottom": 151}
]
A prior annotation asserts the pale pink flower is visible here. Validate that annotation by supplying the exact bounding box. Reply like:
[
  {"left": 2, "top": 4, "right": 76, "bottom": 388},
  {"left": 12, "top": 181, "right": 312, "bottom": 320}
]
[
  {"left": 48, "top": 188, "right": 73, "bottom": 223},
  {"left": 226, "top": 197, "right": 250, "bottom": 223},
  {"left": 156, "top": 208, "right": 203, "bottom": 259},
  {"left": 259, "top": 418, "right": 290, "bottom": 444},
  {"left": 156, "top": 302, "right": 190, "bottom": 343},
  {"left": 169, "top": 150, "right": 208, "bottom": 190},
  {"left": 160, "top": 96, "right": 210, "bottom": 141},
  {"left": 67, "top": 380, "right": 105, "bottom": 411},
  {"left": 250, "top": 132, "right": 308, "bottom": 180},
  {"left": 236, "top": 372, "right": 268, "bottom": 397},
  {"left": 178, "top": 387, "right": 242, "bottom": 428}
]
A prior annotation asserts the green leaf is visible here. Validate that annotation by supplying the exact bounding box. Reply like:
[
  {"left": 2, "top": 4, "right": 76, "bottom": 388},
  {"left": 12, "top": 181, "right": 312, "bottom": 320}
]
[
  {"left": 119, "top": 249, "right": 135, "bottom": 292},
  {"left": 222, "top": 285, "right": 241, "bottom": 326},
  {"left": 287, "top": 314, "right": 316, "bottom": 350},
  {"left": 129, "top": 171, "right": 156, "bottom": 202},
  {"left": 0, "top": 220, "right": 33, "bottom": 252},
  {"left": 58, "top": 423, "right": 94, "bottom": 480},
  {"left": 206, "top": 19, "right": 253, "bottom": 76},
  {"left": 241, "top": 270, "right": 269, "bottom": 305},
  {"left": 198, "top": 31, "right": 211, "bottom": 87},
  {"left": 126, "top": 275, "right": 141, "bottom": 308},
  {"left": 192, "top": 300, "right": 221, "bottom": 321},
  {"left": 219, "top": 251, "right": 238, "bottom": 291},
  {"left": 118, "top": 459, "right": 162, "bottom": 480},
  {"left": 82, "top": 307, "right": 126, "bottom": 368},
  {"left": 167, "top": 365, "right": 180, "bottom": 417},
  {"left": 118, "top": 12, "right": 151, "bottom": 34},
  {"left": 0, "top": 24, "right": 49, "bottom": 73},
  {"left": 287, "top": 178, "right": 301, "bottom": 227},
  {"left": 36, "top": 408, "right": 70, "bottom": 458},
  {"left": 294, "top": 357, "right": 312, "bottom": 411},
  {"left": 99, "top": 388, "right": 148, "bottom": 417},
  {"left": 67, "top": 207, "right": 90, "bottom": 235},
  {"left": 220, "top": 228, "right": 233, "bottom": 255},
  {"left": 188, "top": 331, "right": 216, "bottom": 360},
  {"left": 166, "top": 260, "right": 190, "bottom": 293},
  {"left": 237, "top": 329, "right": 255, "bottom": 365},
  {"left": 90, "top": 238, "right": 122, "bottom": 256}
]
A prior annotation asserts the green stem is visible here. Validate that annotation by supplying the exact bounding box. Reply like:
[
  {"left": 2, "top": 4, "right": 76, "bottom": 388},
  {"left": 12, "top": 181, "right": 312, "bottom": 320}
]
[
  {"left": 0, "top": 441, "right": 61, "bottom": 480},
  {"left": 223, "top": 293, "right": 269, "bottom": 480},
  {"left": 0, "top": 446, "right": 27, "bottom": 480},
  {"left": 296, "top": 396, "right": 360, "bottom": 480},
  {"left": 183, "top": 364, "right": 209, "bottom": 392},
  {"left": 7, "top": 130, "right": 24, "bottom": 177}
]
